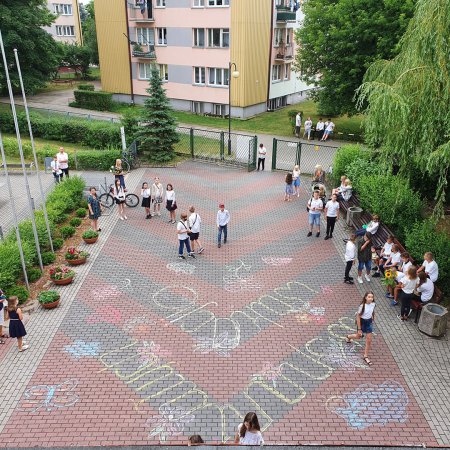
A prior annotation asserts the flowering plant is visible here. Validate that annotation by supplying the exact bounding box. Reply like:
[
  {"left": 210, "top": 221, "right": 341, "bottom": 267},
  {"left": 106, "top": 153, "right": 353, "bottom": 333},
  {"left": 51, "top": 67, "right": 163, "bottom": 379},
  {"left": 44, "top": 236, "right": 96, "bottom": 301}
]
[
  {"left": 49, "top": 266, "right": 75, "bottom": 281},
  {"left": 381, "top": 269, "right": 397, "bottom": 288},
  {"left": 65, "top": 247, "right": 89, "bottom": 261}
]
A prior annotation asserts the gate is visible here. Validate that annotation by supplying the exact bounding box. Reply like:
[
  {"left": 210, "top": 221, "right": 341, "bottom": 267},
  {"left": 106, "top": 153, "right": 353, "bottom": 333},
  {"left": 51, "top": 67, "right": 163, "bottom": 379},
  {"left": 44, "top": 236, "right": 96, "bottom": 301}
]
[{"left": 272, "top": 138, "right": 340, "bottom": 174}]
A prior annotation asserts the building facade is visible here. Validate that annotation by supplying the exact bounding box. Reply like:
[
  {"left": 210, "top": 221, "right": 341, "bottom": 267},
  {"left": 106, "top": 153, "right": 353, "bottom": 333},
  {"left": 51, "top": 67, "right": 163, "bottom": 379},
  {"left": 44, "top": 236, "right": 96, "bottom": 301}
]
[
  {"left": 95, "top": 0, "right": 311, "bottom": 118},
  {"left": 44, "top": 0, "right": 83, "bottom": 45}
]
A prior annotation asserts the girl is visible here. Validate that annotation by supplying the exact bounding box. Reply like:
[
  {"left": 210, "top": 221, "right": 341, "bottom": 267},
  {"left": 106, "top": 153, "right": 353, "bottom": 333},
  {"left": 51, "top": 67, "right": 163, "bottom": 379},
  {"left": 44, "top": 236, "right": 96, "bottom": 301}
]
[
  {"left": 398, "top": 266, "right": 419, "bottom": 321},
  {"left": 87, "top": 186, "right": 102, "bottom": 232},
  {"left": 284, "top": 172, "right": 294, "bottom": 201},
  {"left": 292, "top": 165, "right": 300, "bottom": 197},
  {"left": 388, "top": 252, "right": 412, "bottom": 304},
  {"left": 141, "top": 182, "right": 151, "bottom": 219},
  {"left": 114, "top": 159, "right": 126, "bottom": 188},
  {"left": 165, "top": 183, "right": 177, "bottom": 224},
  {"left": 346, "top": 291, "right": 375, "bottom": 366},
  {"left": 324, "top": 193, "right": 339, "bottom": 240},
  {"left": 235, "top": 412, "right": 264, "bottom": 445},
  {"left": 344, "top": 234, "right": 357, "bottom": 284},
  {"left": 332, "top": 175, "right": 347, "bottom": 195},
  {"left": 0, "top": 289, "right": 6, "bottom": 343},
  {"left": 338, "top": 178, "right": 353, "bottom": 202},
  {"left": 151, "top": 177, "right": 164, "bottom": 217},
  {"left": 6, "top": 296, "right": 28, "bottom": 352},
  {"left": 113, "top": 178, "right": 127, "bottom": 220}
]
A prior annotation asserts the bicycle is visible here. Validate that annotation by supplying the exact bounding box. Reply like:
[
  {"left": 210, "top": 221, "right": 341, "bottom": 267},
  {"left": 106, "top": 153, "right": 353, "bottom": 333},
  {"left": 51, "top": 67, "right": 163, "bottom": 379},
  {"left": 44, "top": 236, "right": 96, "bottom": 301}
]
[
  {"left": 97, "top": 177, "right": 139, "bottom": 215},
  {"left": 122, "top": 141, "right": 141, "bottom": 172}
]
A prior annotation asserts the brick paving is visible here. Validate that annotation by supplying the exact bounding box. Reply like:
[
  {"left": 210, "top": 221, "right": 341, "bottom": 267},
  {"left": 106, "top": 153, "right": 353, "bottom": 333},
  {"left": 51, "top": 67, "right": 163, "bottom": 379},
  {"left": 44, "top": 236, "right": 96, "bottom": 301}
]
[{"left": 0, "top": 161, "right": 448, "bottom": 447}]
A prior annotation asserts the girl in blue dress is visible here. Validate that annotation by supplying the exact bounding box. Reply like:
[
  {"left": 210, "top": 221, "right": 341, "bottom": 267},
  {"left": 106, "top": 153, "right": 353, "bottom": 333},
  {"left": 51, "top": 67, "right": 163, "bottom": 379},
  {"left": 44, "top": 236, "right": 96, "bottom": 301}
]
[{"left": 6, "top": 296, "right": 28, "bottom": 352}]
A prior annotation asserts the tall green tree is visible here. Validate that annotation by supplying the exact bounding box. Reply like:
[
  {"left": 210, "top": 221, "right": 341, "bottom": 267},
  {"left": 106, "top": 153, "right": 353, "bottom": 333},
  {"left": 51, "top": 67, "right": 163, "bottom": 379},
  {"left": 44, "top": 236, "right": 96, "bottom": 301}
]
[
  {"left": 295, "top": 0, "right": 415, "bottom": 116},
  {"left": 0, "top": 0, "right": 61, "bottom": 94},
  {"left": 357, "top": 0, "right": 450, "bottom": 218},
  {"left": 81, "top": 1, "right": 99, "bottom": 66},
  {"left": 59, "top": 43, "right": 91, "bottom": 79},
  {"left": 137, "top": 66, "right": 179, "bottom": 163}
]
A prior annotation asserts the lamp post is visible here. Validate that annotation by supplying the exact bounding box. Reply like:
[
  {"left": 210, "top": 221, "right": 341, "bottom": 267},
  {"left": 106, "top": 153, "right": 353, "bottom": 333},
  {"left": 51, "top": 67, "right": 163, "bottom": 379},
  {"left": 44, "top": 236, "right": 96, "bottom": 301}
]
[{"left": 228, "top": 62, "right": 239, "bottom": 156}]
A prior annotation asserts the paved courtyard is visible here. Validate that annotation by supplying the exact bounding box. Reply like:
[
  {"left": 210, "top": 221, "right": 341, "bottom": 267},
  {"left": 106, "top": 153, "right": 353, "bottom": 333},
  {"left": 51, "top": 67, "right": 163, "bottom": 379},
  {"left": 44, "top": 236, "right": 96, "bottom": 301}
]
[{"left": 0, "top": 161, "right": 449, "bottom": 447}]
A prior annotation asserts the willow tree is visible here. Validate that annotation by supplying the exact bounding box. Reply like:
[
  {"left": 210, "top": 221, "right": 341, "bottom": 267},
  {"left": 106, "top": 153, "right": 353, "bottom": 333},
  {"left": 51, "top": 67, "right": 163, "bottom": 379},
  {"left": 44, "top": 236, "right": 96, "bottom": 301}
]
[{"left": 357, "top": 0, "right": 450, "bottom": 219}]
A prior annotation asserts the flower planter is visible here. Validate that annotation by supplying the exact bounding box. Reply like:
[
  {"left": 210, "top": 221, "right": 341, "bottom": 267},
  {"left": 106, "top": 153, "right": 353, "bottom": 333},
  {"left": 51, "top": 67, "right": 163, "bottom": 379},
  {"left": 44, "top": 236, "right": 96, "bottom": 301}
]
[
  {"left": 83, "top": 237, "right": 98, "bottom": 244},
  {"left": 65, "top": 257, "right": 87, "bottom": 266},
  {"left": 53, "top": 276, "right": 74, "bottom": 286},
  {"left": 41, "top": 299, "right": 60, "bottom": 309}
]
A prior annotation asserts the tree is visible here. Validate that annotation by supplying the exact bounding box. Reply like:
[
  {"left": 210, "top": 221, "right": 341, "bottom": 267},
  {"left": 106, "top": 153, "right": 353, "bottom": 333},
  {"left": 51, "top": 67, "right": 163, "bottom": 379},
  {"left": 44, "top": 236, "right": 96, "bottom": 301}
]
[
  {"left": 295, "top": 0, "right": 415, "bottom": 116},
  {"left": 59, "top": 43, "right": 91, "bottom": 79},
  {"left": 357, "top": 0, "right": 450, "bottom": 219},
  {"left": 136, "top": 66, "right": 179, "bottom": 163},
  {"left": 0, "top": 0, "right": 61, "bottom": 94},
  {"left": 81, "top": 1, "right": 99, "bottom": 66}
]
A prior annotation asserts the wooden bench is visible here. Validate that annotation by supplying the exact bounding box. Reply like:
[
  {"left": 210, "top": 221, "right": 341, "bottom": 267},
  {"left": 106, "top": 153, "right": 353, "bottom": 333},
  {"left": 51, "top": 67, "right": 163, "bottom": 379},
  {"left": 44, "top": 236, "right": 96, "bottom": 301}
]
[{"left": 411, "top": 286, "right": 444, "bottom": 323}]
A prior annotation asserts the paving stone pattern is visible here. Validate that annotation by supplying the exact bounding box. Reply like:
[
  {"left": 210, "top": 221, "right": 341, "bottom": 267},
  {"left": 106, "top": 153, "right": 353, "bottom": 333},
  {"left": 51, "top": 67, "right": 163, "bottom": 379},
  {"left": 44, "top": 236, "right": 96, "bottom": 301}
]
[{"left": 0, "top": 161, "right": 448, "bottom": 447}]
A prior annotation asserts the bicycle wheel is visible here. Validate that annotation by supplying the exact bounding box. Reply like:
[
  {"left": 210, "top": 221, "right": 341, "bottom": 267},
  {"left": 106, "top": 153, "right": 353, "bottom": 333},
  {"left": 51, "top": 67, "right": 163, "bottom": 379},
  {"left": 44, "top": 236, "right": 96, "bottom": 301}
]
[
  {"left": 125, "top": 193, "right": 139, "bottom": 208},
  {"left": 99, "top": 193, "right": 114, "bottom": 207},
  {"left": 122, "top": 158, "right": 131, "bottom": 173}
]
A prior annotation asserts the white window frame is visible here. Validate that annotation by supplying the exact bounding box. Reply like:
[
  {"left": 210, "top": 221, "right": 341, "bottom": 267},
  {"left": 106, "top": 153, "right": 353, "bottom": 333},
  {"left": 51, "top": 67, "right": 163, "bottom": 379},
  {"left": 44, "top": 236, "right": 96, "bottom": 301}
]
[
  {"left": 193, "top": 28, "right": 205, "bottom": 47},
  {"left": 155, "top": 0, "right": 166, "bottom": 7},
  {"left": 284, "top": 63, "right": 291, "bottom": 80},
  {"left": 213, "top": 104, "right": 226, "bottom": 116},
  {"left": 191, "top": 101, "right": 203, "bottom": 114},
  {"left": 272, "top": 64, "right": 282, "bottom": 82},
  {"left": 274, "top": 28, "right": 283, "bottom": 47},
  {"left": 208, "top": 67, "right": 229, "bottom": 87},
  {"left": 208, "top": 0, "right": 229, "bottom": 6},
  {"left": 54, "top": 4, "right": 73, "bottom": 15},
  {"left": 193, "top": 67, "right": 206, "bottom": 85},
  {"left": 136, "top": 27, "right": 154, "bottom": 46},
  {"left": 56, "top": 25, "right": 75, "bottom": 36},
  {"left": 207, "top": 28, "right": 229, "bottom": 48},
  {"left": 286, "top": 29, "right": 292, "bottom": 46},
  {"left": 138, "top": 63, "right": 152, "bottom": 80},
  {"left": 159, "top": 64, "right": 169, "bottom": 81},
  {"left": 156, "top": 28, "right": 167, "bottom": 46},
  {"left": 193, "top": 0, "right": 205, "bottom": 6}
]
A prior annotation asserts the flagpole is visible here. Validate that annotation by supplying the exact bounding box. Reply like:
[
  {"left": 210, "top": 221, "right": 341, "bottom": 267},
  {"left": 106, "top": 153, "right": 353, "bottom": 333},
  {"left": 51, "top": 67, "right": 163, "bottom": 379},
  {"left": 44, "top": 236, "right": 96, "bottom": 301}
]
[
  {"left": 13, "top": 48, "right": 54, "bottom": 253},
  {"left": 0, "top": 131, "right": 30, "bottom": 291},
  {"left": 0, "top": 29, "right": 43, "bottom": 271}
]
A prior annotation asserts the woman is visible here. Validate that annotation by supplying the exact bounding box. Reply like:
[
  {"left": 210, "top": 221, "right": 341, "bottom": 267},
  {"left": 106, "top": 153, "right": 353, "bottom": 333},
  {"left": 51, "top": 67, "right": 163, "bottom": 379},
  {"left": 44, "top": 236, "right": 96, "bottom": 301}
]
[
  {"left": 114, "top": 159, "right": 126, "bottom": 188},
  {"left": 113, "top": 178, "right": 127, "bottom": 220},
  {"left": 165, "top": 183, "right": 177, "bottom": 224},
  {"left": 87, "top": 186, "right": 102, "bottom": 231},
  {"left": 312, "top": 164, "right": 325, "bottom": 186},
  {"left": 151, "top": 177, "right": 164, "bottom": 217}
]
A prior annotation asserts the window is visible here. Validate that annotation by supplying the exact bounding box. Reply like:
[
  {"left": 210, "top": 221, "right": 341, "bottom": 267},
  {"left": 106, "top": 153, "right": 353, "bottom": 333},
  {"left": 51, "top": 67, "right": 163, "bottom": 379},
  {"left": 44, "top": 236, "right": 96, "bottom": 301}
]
[
  {"left": 156, "top": 0, "right": 166, "bottom": 6},
  {"left": 274, "top": 28, "right": 283, "bottom": 47},
  {"left": 286, "top": 30, "right": 292, "bottom": 46},
  {"left": 208, "top": 0, "right": 229, "bottom": 6},
  {"left": 139, "top": 63, "right": 152, "bottom": 80},
  {"left": 213, "top": 104, "right": 226, "bottom": 116},
  {"left": 136, "top": 27, "right": 155, "bottom": 45},
  {"left": 193, "top": 0, "right": 205, "bottom": 6},
  {"left": 157, "top": 28, "right": 167, "bottom": 45},
  {"left": 272, "top": 64, "right": 282, "bottom": 81},
  {"left": 54, "top": 4, "right": 73, "bottom": 15},
  {"left": 284, "top": 63, "right": 291, "bottom": 80},
  {"left": 193, "top": 28, "right": 205, "bottom": 47},
  {"left": 208, "top": 68, "right": 229, "bottom": 86},
  {"left": 268, "top": 96, "right": 287, "bottom": 110},
  {"left": 159, "top": 64, "right": 169, "bottom": 81},
  {"left": 194, "top": 67, "right": 206, "bottom": 84},
  {"left": 191, "top": 102, "right": 203, "bottom": 114},
  {"left": 207, "top": 28, "right": 229, "bottom": 48},
  {"left": 134, "top": 0, "right": 144, "bottom": 6},
  {"left": 56, "top": 25, "right": 75, "bottom": 36}
]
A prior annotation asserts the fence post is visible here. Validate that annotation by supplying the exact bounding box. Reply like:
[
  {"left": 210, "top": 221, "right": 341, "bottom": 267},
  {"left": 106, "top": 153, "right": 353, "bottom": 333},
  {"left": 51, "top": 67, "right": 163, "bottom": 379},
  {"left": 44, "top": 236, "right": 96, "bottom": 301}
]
[
  {"left": 74, "top": 149, "right": 78, "bottom": 170},
  {"left": 297, "top": 142, "right": 302, "bottom": 167},
  {"left": 190, "top": 128, "right": 194, "bottom": 158},
  {"left": 272, "top": 138, "right": 277, "bottom": 170},
  {"left": 220, "top": 132, "right": 225, "bottom": 161}
]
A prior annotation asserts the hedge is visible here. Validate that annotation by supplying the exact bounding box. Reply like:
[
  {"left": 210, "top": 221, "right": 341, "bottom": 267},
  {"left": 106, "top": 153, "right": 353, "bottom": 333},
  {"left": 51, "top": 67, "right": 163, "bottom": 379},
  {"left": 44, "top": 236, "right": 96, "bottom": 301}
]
[
  {"left": 0, "top": 240, "right": 36, "bottom": 290},
  {"left": 78, "top": 84, "right": 95, "bottom": 91},
  {"left": 73, "top": 90, "right": 113, "bottom": 111}
]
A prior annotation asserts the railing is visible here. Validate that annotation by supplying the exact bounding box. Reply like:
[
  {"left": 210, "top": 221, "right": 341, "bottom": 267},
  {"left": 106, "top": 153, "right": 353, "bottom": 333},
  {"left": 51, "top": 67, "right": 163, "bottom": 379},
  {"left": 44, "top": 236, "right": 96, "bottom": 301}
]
[
  {"left": 276, "top": 4, "right": 297, "bottom": 21},
  {"left": 275, "top": 45, "right": 294, "bottom": 60},
  {"left": 132, "top": 46, "right": 156, "bottom": 59}
]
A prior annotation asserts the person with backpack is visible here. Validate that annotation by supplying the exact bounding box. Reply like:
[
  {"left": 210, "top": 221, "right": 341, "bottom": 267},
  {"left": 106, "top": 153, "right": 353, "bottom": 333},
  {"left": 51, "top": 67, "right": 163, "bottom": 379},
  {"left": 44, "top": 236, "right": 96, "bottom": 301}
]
[{"left": 177, "top": 213, "right": 195, "bottom": 259}]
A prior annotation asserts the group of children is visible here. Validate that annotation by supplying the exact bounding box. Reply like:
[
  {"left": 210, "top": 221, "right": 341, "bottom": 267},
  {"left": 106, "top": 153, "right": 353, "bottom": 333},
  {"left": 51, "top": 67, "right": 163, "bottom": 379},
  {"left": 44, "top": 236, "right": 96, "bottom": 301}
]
[{"left": 0, "top": 290, "right": 28, "bottom": 352}]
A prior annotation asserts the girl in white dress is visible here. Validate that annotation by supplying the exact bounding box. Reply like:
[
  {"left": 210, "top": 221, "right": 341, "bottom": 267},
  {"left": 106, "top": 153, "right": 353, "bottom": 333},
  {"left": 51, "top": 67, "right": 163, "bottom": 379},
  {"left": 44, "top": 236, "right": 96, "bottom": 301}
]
[{"left": 235, "top": 412, "right": 264, "bottom": 445}]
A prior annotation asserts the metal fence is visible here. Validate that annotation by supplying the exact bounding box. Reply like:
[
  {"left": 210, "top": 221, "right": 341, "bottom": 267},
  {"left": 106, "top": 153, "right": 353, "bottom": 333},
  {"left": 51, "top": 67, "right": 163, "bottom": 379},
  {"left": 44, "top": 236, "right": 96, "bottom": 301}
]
[
  {"left": 25, "top": 106, "right": 120, "bottom": 123},
  {"left": 272, "top": 138, "right": 339, "bottom": 174}
]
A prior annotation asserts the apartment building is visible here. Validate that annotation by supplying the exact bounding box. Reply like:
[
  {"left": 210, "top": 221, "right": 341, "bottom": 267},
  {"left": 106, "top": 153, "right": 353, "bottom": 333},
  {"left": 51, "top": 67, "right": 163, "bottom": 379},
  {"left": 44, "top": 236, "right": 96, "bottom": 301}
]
[
  {"left": 44, "top": 0, "right": 83, "bottom": 45},
  {"left": 95, "top": 0, "right": 311, "bottom": 118}
]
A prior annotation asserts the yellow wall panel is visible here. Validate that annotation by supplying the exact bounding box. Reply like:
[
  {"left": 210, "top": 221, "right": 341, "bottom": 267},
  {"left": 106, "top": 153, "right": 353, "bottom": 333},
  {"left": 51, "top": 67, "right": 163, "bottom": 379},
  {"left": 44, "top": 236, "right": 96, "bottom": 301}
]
[
  {"left": 95, "top": 0, "right": 131, "bottom": 94},
  {"left": 231, "top": 0, "right": 272, "bottom": 107},
  {"left": 72, "top": 0, "right": 83, "bottom": 45}
]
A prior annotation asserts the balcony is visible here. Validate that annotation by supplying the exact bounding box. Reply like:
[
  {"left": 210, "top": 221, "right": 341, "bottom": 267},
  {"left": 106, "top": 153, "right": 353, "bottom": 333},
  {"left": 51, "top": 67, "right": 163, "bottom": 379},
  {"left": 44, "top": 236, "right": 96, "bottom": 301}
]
[
  {"left": 129, "top": 2, "right": 154, "bottom": 22},
  {"left": 275, "top": 45, "right": 294, "bottom": 61},
  {"left": 276, "top": 6, "right": 296, "bottom": 22},
  {"left": 132, "top": 46, "right": 156, "bottom": 59}
]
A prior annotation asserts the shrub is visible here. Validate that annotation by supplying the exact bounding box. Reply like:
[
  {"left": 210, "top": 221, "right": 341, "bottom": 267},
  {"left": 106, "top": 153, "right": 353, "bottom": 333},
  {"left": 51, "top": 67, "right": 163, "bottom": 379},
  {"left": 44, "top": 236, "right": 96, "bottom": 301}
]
[
  {"left": 0, "top": 241, "right": 36, "bottom": 290},
  {"left": 26, "top": 267, "right": 42, "bottom": 283},
  {"left": 60, "top": 225, "right": 76, "bottom": 239},
  {"left": 38, "top": 290, "right": 60, "bottom": 305},
  {"left": 346, "top": 156, "right": 384, "bottom": 192},
  {"left": 357, "top": 174, "right": 423, "bottom": 241},
  {"left": 1, "top": 136, "right": 34, "bottom": 159},
  {"left": 52, "top": 238, "right": 64, "bottom": 250},
  {"left": 69, "top": 217, "right": 82, "bottom": 227},
  {"left": 76, "top": 208, "right": 87, "bottom": 218},
  {"left": 74, "top": 90, "right": 113, "bottom": 111},
  {"left": 79, "top": 199, "right": 88, "bottom": 209},
  {"left": 5, "top": 285, "right": 29, "bottom": 304},
  {"left": 82, "top": 229, "right": 99, "bottom": 239},
  {"left": 78, "top": 84, "right": 95, "bottom": 91},
  {"left": 42, "top": 251, "right": 56, "bottom": 265},
  {"left": 332, "top": 144, "right": 367, "bottom": 185}
]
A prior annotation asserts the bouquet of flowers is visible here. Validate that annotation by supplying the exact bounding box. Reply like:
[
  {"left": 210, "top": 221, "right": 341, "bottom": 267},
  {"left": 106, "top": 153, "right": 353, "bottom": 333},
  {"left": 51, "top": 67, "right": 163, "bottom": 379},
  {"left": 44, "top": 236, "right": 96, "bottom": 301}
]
[
  {"left": 381, "top": 269, "right": 397, "bottom": 288},
  {"left": 49, "top": 266, "right": 75, "bottom": 281},
  {"left": 110, "top": 165, "right": 122, "bottom": 175},
  {"left": 65, "top": 247, "right": 89, "bottom": 261}
]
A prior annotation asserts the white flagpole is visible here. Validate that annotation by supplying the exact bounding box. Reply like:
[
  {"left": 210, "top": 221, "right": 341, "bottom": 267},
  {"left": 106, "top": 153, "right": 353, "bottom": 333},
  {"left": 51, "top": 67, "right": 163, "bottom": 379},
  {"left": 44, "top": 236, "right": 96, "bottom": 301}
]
[
  {"left": 14, "top": 48, "right": 54, "bottom": 253},
  {"left": 0, "top": 131, "right": 30, "bottom": 291},
  {"left": 0, "top": 29, "right": 43, "bottom": 271}
]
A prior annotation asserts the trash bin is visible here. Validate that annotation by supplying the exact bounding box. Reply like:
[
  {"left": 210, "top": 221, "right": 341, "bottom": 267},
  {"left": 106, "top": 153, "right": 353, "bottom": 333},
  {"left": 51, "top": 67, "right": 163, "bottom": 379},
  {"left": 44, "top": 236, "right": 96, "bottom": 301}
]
[
  {"left": 44, "top": 157, "right": 53, "bottom": 174},
  {"left": 418, "top": 303, "right": 448, "bottom": 337},
  {"left": 346, "top": 206, "right": 363, "bottom": 226}
]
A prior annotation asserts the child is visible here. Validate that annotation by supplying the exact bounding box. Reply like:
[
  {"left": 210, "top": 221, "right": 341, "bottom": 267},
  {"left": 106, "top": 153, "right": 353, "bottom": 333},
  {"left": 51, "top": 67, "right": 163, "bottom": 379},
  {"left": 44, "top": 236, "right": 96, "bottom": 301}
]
[
  {"left": 141, "top": 182, "right": 151, "bottom": 219},
  {"left": 234, "top": 412, "right": 264, "bottom": 445},
  {"left": 415, "top": 272, "right": 434, "bottom": 304},
  {"left": 284, "top": 172, "right": 294, "bottom": 201},
  {"left": 0, "top": 289, "right": 6, "bottom": 344},
  {"left": 355, "top": 214, "right": 379, "bottom": 237},
  {"left": 307, "top": 190, "right": 323, "bottom": 237},
  {"left": 217, "top": 203, "right": 230, "bottom": 248},
  {"left": 188, "top": 435, "right": 204, "bottom": 446},
  {"left": 165, "top": 183, "right": 177, "bottom": 224},
  {"left": 344, "top": 234, "right": 357, "bottom": 284},
  {"left": 398, "top": 266, "right": 419, "bottom": 321},
  {"left": 114, "top": 159, "right": 126, "bottom": 188},
  {"left": 332, "top": 175, "right": 347, "bottom": 196},
  {"left": 6, "top": 296, "right": 28, "bottom": 352},
  {"left": 151, "top": 177, "right": 164, "bottom": 217},
  {"left": 337, "top": 178, "right": 352, "bottom": 202},
  {"left": 324, "top": 193, "right": 339, "bottom": 240},
  {"left": 383, "top": 244, "right": 401, "bottom": 273},
  {"left": 346, "top": 291, "right": 375, "bottom": 366},
  {"left": 373, "top": 235, "right": 394, "bottom": 277},
  {"left": 113, "top": 178, "right": 127, "bottom": 220},
  {"left": 417, "top": 252, "right": 439, "bottom": 282},
  {"left": 189, "top": 205, "right": 204, "bottom": 254},
  {"left": 177, "top": 213, "right": 195, "bottom": 259},
  {"left": 292, "top": 165, "right": 301, "bottom": 197},
  {"left": 388, "top": 253, "right": 412, "bottom": 304},
  {"left": 357, "top": 232, "right": 372, "bottom": 284}
]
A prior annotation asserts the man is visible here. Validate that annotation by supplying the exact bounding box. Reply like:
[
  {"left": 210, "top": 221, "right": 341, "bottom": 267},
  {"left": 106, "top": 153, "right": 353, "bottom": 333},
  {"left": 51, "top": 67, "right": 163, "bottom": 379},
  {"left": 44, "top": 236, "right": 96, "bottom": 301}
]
[
  {"left": 257, "top": 143, "right": 267, "bottom": 171},
  {"left": 315, "top": 118, "right": 325, "bottom": 141},
  {"left": 50, "top": 155, "right": 62, "bottom": 184},
  {"left": 295, "top": 112, "right": 302, "bottom": 137},
  {"left": 188, "top": 205, "right": 204, "bottom": 254},
  {"left": 57, "top": 146, "right": 69, "bottom": 178},
  {"left": 322, "top": 119, "right": 335, "bottom": 141},
  {"left": 217, "top": 203, "right": 230, "bottom": 248}
]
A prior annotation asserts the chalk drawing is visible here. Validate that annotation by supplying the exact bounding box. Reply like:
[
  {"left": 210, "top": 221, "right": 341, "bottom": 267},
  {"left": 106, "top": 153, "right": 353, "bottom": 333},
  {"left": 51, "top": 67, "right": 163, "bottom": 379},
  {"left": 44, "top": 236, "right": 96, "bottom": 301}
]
[
  {"left": 147, "top": 404, "right": 195, "bottom": 442},
  {"left": 167, "top": 262, "right": 196, "bottom": 275},
  {"left": 19, "top": 379, "right": 79, "bottom": 413},
  {"left": 252, "top": 362, "right": 283, "bottom": 389},
  {"left": 137, "top": 340, "right": 172, "bottom": 367},
  {"left": 64, "top": 340, "right": 100, "bottom": 358},
  {"left": 91, "top": 286, "right": 121, "bottom": 300},
  {"left": 119, "top": 278, "right": 133, "bottom": 291},
  {"left": 223, "top": 260, "right": 262, "bottom": 292},
  {"left": 296, "top": 313, "right": 325, "bottom": 324},
  {"left": 309, "top": 307, "right": 325, "bottom": 316},
  {"left": 320, "top": 285, "right": 333, "bottom": 294},
  {"left": 123, "top": 316, "right": 155, "bottom": 334},
  {"left": 326, "top": 380, "right": 409, "bottom": 429},
  {"left": 86, "top": 306, "right": 122, "bottom": 325},
  {"left": 262, "top": 257, "right": 292, "bottom": 266}
]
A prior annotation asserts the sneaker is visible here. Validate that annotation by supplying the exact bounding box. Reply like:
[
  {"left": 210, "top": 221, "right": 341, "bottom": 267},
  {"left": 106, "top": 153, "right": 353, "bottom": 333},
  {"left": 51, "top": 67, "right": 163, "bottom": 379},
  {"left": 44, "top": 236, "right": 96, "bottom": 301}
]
[
  {"left": 329, "top": 234, "right": 333, "bottom": 238},
  {"left": 349, "top": 276, "right": 354, "bottom": 280},
  {"left": 188, "top": 253, "right": 196, "bottom": 259},
  {"left": 124, "top": 215, "right": 128, "bottom": 220},
  {"left": 120, "top": 216, "right": 124, "bottom": 221},
  {"left": 324, "top": 235, "right": 329, "bottom": 240},
  {"left": 178, "top": 255, "right": 185, "bottom": 259},
  {"left": 357, "top": 276, "right": 363, "bottom": 284},
  {"left": 344, "top": 280, "right": 354, "bottom": 285},
  {"left": 343, "top": 238, "right": 349, "bottom": 243},
  {"left": 151, "top": 213, "right": 155, "bottom": 217},
  {"left": 168, "top": 219, "right": 172, "bottom": 223},
  {"left": 364, "top": 274, "right": 371, "bottom": 282},
  {"left": 157, "top": 212, "right": 161, "bottom": 216},
  {"left": 316, "top": 232, "right": 320, "bottom": 237},
  {"left": 224, "top": 239, "right": 227, "bottom": 244},
  {"left": 397, "top": 314, "right": 405, "bottom": 321},
  {"left": 307, "top": 232, "right": 312, "bottom": 237},
  {"left": 218, "top": 243, "right": 221, "bottom": 248},
  {"left": 19, "top": 345, "right": 29, "bottom": 352},
  {"left": 391, "top": 300, "right": 398, "bottom": 306},
  {"left": 385, "top": 293, "right": 394, "bottom": 298},
  {"left": 373, "top": 272, "right": 381, "bottom": 278},
  {"left": 171, "top": 220, "right": 176, "bottom": 224},
  {"left": 198, "top": 247, "right": 204, "bottom": 254}
]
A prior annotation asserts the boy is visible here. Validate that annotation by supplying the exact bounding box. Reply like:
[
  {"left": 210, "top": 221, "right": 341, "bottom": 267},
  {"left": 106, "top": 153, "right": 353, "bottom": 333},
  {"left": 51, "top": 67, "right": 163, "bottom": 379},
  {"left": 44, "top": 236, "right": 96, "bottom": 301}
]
[
  {"left": 217, "top": 203, "right": 230, "bottom": 248},
  {"left": 417, "top": 252, "right": 439, "bottom": 282},
  {"left": 189, "top": 205, "right": 204, "bottom": 254}
]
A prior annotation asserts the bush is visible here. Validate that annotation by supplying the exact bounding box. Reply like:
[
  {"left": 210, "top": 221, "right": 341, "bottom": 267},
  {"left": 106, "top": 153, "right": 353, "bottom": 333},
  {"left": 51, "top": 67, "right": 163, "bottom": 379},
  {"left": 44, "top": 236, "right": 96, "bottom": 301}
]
[
  {"left": 60, "top": 225, "right": 76, "bottom": 240},
  {"left": 42, "top": 251, "right": 56, "bottom": 265},
  {"left": 52, "top": 238, "right": 64, "bottom": 250},
  {"left": 82, "top": 229, "right": 98, "bottom": 239},
  {"left": 357, "top": 174, "right": 423, "bottom": 240},
  {"left": 27, "top": 267, "right": 42, "bottom": 283},
  {"left": 5, "top": 286, "right": 30, "bottom": 304},
  {"left": 332, "top": 144, "right": 367, "bottom": 185},
  {"left": 76, "top": 208, "right": 87, "bottom": 218},
  {"left": 74, "top": 90, "right": 113, "bottom": 111},
  {"left": 0, "top": 241, "right": 36, "bottom": 290},
  {"left": 78, "top": 84, "right": 95, "bottom": 91},
  {"left": 346, "top": 156, "right": 384, "bottom": 192},
  {"left": 79, "top": 199, "right": 88, "bottom": 209},
  {"left": 38, "top": 290, "right": 60, "bottom": 305},
  {"left": 1, "top": 136, "right": 34, "bottom": 159},
  {"left": 69, "top": 217, "right": 82, "bottom": 227}
]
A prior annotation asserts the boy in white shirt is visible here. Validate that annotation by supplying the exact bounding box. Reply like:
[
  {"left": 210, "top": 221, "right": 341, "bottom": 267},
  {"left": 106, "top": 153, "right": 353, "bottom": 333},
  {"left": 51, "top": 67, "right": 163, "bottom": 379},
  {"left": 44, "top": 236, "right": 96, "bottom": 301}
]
[
  {"left": 417, "top": 252, "right": 439, "bottom": 282},
  {"left": 50, "top": 155, "right": 62, "bottom": 184},
  {"left": 324, "top": 193, "right": 339, "bottom": 240},
  {"left": 217, "top": 203, "right": 230, "bottom": 248},
  {"left": 188, "top": 205, "right": 204, "bottom": 254},
  {"left": 344, "top": 234, "right": 357, "bottom": 284}
]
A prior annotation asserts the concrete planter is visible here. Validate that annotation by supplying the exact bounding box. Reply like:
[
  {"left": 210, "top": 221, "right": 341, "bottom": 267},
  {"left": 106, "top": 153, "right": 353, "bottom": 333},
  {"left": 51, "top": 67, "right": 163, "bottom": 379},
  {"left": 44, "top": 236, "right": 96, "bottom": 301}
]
[{"left": 418, "top": 303, "right": 448, "bottom": 337}]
